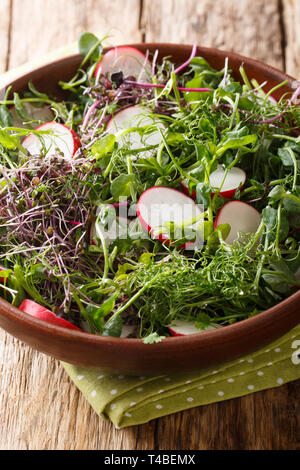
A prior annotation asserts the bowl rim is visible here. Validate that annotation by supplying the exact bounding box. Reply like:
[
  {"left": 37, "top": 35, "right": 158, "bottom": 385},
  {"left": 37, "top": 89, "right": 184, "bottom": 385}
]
[
  {"left": 1, "top": 43, "right": 299, "bottom": 350},
  {"left": 0, "top": 287, "right": 300, "bottom": 348}
]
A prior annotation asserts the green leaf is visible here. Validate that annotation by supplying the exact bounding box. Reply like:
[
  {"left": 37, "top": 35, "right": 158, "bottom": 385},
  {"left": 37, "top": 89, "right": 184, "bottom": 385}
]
[
  {"left": 91, "top": 134, "right": 116, "bottom": 159},
  {"left": 86, "top": 293, "right": 119, "bottom": 333},
  {"left": 283, "top": 195, "right": 300, "bottom": 214},
  {"left": 166, "top": 132, "right": 185, "bottom": 144},
  {"left": 0, "top": 268, "right": 12, "bottom": 279},
  {"left": 59, "top": 69, "right": 87, "bottom": 90},
  {"left": 206, "top": 223, "right": 231, "bottom": 249},
  {"left": 0, "top": 129, "right": 20, "bottom": 150},
  {"left": 262, "top": 274, "right": 290, "bottom": 294},
  {"left": 268, "top": 185, "right": 286, "bottom": 201},
  {"left": 27, "top": 81, "right": 49, "bottom": 101},
  {"left": 142, "top": 332, "right": 166, "bottom": 344},
  {"left": 97, "top": 204, "right": 116, "bottom": 230},
  {"left": 196, "top": 220, "right": 213, "bottom": 241},
  {"left": 221, "top": 81, "right": 243, "bottom": 94},
  {"left": 189, "top": 163, "right": 205, "bottom": 181},
  {"left": 262, "top": 206, "right": 289, "bottom": 242},
  {"left": 215, "top": 223, "right": 231, "bottom": 241},
  {"left": 217, "top": 133, "right": 258, "bottom": 155},
  {"left": 138, "top": 252, "right": 154, "bottom": 265},
  {"left": 115, "top": 262, "right": 136, "bottom": 277},
  {"left": 184, "top": 77, "right": 208, "bottom": 104},
  {"left": 102, "top": 314, "right": 123, "bottom": 337},
  {"left": 278, "top": 147, "right": 295, "bottom": 166},
  {"left": 196, "top": 182, "right": 211, "bottom": 209},
  {"left": 13, "top": 92, "right": 29, "bottom": 121},
  {"left": 0, "top": 105, "right": 13, "bottom": 127},
  {"left": 110, "top": 174, "right": 136, "bottom": 199},
  {"left": 195, "top": 312, "right": 211, "bottom": 330},
  {"left": 78, "top": 32, "right": 103, "bottom": 63}
]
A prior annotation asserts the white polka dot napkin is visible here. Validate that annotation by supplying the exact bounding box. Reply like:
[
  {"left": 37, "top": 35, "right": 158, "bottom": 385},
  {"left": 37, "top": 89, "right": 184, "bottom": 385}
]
[{"left": 62, "top": 323, "right": 300, "bottom": 429}]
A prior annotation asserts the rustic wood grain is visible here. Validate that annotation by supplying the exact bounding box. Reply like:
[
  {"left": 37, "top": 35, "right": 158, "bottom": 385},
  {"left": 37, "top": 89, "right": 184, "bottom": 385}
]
[
  {"left": 141, "top": 0, "right": 284, "bottom": 70},
  {"left": 0, "top": 0, "right": 299, "bottom": 451},
  {"left": 0, "top": 0, "right": 12, "bottom": 74},
  {"left": 282, "top": 0, "right": 300, "bottom": 78},
  {"left": 7, "top": 0, "right": 142, "bottom": 70},
  {"left": 1, "top": 331, "right": 299, "bottom": 450}
]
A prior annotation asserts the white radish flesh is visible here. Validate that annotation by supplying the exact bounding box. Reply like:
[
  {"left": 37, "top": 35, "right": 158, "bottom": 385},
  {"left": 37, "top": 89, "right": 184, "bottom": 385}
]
[
  {"left": 215, "top": 201, "right": 261, "bottom": 245},
  {"left": 209, "top": 165, "right": 246, "bottom": 198},
  {"left": 22, "top": 122, "right": 80, "bottom": 159},
  {"left": 168, "top": 320, "right": 222, "bottom": 336},
  {"left": 181, "top": 165, "right": 246, "bottom": 199},
  {"left": 106, "top": 105, "right": 164, "bottom": 159},
  {"left": 95, "top": 46, "right": 151, "bottom": 82},
  {"left": 137, "top": 186, "right": 203, "bottom": 244}
]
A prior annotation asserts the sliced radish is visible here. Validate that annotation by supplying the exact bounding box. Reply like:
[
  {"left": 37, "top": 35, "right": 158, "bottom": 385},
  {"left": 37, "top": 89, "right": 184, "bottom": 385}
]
[
  {"left": 0, "top": 266, "right": 7, "bottom": 283},
  {"left": 21, "top": 122, "right": 80, "bottom": 159},
  {"left": 181, "top": 165, "right": 246, "bottom": 199},
  {"left": 11, "top": 104, "right": 54, "bottom": 129},
  {"left": 215, "top": 201, "right": 261, "bottom": 245},
  {"left": 209, "top": 166, "right": 246, "bottom": 198},
  {"left": 136, "top": 186, "right": 203, "bottom": 245},
  {"left": 90, "top": 215, "right": 129, "bottom": 247},
  {"left": 95, "top": 46, "right": 151, "bottom": 82},
  {"left": 19, "top": 299, "right": 81, "bottom": 331},
  {"left": 106, "top": 105, "right": 164, "bottom": 159},
  {"left": 168, "top": 320, "right": 222, "bottom": 336}
]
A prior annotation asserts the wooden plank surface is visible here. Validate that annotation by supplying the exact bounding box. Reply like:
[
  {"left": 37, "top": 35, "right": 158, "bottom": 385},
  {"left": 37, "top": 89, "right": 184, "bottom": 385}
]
[
  {"left": 142, "top": 0, "right": 284, "bottom": 70},
  {"left": 0, "top": 0, "right": 11, "bottom": 75},
  {"left": 0, "top": 0, "right": 299, "bottom": 451},
  {"left": 283, "top": 0, "right": 300, "bottom": 78},
  {"left": 7, "top": 0, "right": 142, "bottom": 70}
]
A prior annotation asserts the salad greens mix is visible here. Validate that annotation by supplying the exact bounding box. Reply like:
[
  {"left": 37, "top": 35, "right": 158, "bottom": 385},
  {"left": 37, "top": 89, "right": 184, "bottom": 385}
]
[{"left": 0, "top": 32, "right": 299, "bottom": 342}]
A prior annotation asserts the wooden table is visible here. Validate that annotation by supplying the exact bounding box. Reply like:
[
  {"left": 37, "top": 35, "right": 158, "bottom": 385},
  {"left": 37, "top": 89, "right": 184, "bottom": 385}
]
[{"left": 0, "top": 0, "right": 299, "bottom": 450}]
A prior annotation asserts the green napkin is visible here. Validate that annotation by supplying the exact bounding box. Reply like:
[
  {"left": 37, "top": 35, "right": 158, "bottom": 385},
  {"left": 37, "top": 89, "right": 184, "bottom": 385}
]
[{"left": 62, "top": 324, "right": 300, "bottom": 429}]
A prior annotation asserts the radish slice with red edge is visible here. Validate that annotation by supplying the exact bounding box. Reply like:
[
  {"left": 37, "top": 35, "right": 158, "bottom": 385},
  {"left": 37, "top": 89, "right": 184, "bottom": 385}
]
[
  {"left": 95, "top": 46, "right": 151, "bottom": 82},
  {"left": 209, "top": 165, "right": 246, "bottom": 198},
  {"left": 0, "top": 266, "right": 6, "bottom": 283},
  {"left": 181, "top": 165, "right": 246, "bottom": 200},
  {"left": 137, "top": 186, "right": 203, "bottom": 246},
  {"left": 19, "top": 299, "right": 81, "bottom": 331},
  {"left": 21, "top": 122, "right": 80, "bottom": 159},
  {"left": 168, "top": 320, "right": 222, "bottom": 336},
  {"left": 215, "top": 201, "right": 261, "bottom": 245},
  {"left": 106, "top": 105, "right": 164, "bottom": 159}
]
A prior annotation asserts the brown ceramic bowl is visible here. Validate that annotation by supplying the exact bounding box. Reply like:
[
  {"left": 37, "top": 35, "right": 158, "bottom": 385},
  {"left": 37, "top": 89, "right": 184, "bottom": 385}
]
[{"left": 0, "top": 44, "right": 299, "bottom": 375}]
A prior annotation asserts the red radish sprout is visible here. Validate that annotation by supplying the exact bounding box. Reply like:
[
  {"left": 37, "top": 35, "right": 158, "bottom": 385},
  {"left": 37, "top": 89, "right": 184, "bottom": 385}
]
[
  {"left": 82, "top": 99, "right": 103, "bottom": 130},
  {"left": 174, "top": 44, "right": 198, "bottom": 74}
]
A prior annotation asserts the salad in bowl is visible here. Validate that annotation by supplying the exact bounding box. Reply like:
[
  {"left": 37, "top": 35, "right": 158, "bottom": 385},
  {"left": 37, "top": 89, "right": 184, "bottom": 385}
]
[{"left": 0, "top": 32, "right": 299, "bottom": 346}]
